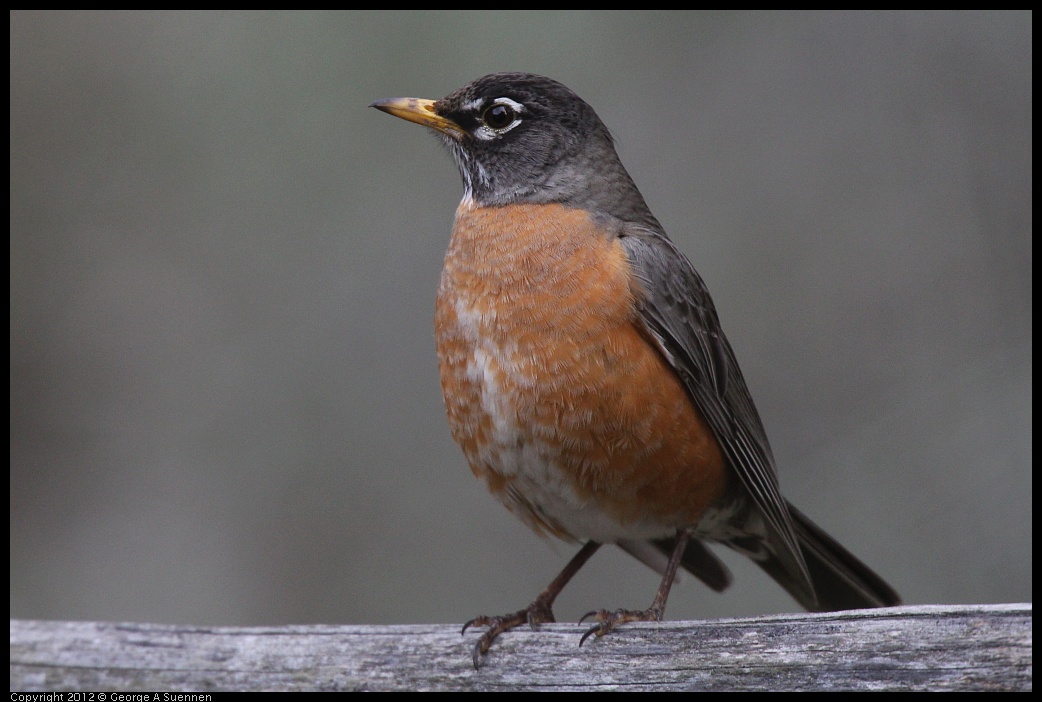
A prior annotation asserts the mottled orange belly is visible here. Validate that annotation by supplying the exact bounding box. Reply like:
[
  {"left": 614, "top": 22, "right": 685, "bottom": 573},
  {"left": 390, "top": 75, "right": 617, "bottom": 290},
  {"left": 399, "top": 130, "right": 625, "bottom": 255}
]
[{"left": 435, "top": 202, "right": 729, "bottom": 542}]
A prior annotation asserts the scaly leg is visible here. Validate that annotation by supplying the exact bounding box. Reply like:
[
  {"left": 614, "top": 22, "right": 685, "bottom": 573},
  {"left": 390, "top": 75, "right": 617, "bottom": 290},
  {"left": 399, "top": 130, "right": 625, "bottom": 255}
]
[
  {"left": 579, "top": 529, "right": 691, "bottom": 646},
  {"left": 463, "top": 540, "right": 602, "bottom": 668}
]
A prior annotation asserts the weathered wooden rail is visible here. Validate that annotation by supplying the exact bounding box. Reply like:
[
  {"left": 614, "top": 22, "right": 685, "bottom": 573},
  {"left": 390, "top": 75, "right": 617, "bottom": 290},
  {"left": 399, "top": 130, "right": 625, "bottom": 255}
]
[{"left": 10, "top": 604, "right": 1031, "bottom": 691}]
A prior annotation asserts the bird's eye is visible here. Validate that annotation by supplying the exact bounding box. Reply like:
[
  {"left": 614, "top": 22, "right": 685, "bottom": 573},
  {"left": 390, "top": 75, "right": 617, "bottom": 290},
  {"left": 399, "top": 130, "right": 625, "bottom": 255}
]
[{"left": 482, "top": 103, "right": 517, "bottom": 130}]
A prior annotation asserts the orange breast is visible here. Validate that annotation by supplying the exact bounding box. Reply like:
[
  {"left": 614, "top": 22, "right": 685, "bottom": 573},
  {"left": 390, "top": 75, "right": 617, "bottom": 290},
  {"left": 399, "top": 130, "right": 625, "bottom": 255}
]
[{"left": 435, "top": 202, "right": 729, "bottom": 542}]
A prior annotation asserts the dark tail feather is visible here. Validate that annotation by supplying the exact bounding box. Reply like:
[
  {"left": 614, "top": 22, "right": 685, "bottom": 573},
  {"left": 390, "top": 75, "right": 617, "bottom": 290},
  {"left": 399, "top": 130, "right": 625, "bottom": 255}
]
[
  {"left": 784, "top": 501, "right": 901, "bottom": 611},
  {"left": 652, "top": 536, "right": 733, "bottom": 593},
  {"left": 647, "top": 504, "right": 899, "bottom": 611}
]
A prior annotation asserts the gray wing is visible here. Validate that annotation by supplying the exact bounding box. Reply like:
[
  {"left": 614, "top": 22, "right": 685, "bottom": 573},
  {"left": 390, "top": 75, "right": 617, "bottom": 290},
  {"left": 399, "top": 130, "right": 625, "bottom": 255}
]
[{"left": 619, "top": 230, "right": 813, "bottom": 596}]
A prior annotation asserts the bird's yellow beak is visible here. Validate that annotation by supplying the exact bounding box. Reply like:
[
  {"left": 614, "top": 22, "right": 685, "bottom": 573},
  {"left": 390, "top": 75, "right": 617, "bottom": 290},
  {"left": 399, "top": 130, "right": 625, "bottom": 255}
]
[{"left": 369, "top": 97, "right": 466, "bottom": 138}]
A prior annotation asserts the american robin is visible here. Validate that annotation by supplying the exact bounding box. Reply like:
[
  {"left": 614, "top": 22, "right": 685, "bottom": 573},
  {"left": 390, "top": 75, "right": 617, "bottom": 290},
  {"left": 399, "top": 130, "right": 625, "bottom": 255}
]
[{"left": 371, "top": 72, "right": 900, "bottom": 667}]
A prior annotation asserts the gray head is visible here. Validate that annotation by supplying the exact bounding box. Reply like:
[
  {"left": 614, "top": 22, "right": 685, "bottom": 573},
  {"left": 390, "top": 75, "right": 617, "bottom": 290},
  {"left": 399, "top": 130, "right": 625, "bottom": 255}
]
[{"left": 371, "top": 72, "right": 660, "bottom": 230}]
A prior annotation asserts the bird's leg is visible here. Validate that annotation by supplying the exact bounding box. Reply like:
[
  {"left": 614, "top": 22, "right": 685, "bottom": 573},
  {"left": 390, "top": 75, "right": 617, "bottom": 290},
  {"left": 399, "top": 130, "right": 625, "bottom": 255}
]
[
  {"left": 463, "top": 540, "right": 601, "bottom": 668},
  {"left": 579, "top": 528, "right": 691, "bottom": 646}
]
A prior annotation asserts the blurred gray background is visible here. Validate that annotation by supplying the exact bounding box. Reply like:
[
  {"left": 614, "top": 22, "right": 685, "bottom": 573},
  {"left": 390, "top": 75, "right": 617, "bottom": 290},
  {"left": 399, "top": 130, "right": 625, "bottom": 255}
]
[{"left": 11, "top": 11, "right": 1031, "bottom": 628}]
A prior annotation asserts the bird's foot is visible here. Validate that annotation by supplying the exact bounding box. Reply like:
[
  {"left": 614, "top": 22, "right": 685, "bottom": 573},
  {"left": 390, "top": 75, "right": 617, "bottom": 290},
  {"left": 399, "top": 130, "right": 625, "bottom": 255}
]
[
  {"left": 578, "top": 606, "right": 664, "bottom": 646},
  {"left": 462, "top": 598, "right": 555, "bottom": 669}
]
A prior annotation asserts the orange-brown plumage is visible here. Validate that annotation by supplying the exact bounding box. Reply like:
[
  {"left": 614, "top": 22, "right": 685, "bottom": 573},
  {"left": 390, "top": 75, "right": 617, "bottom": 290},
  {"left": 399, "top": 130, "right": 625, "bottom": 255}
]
[{"left": 436, "top": 202, "right": 729, "bottom": 539}]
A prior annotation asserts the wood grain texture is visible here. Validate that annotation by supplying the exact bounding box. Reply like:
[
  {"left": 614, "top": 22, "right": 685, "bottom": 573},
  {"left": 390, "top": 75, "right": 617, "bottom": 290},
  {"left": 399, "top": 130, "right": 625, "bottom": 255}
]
[{"left": 10, "top": 604, "right": 1031, "bottom": 691}]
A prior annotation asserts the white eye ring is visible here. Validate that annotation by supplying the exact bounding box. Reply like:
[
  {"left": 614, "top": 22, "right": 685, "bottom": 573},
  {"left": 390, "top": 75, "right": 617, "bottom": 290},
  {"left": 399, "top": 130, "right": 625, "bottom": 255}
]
[{"left": 474, "top": 97, "right": 524, "bottom": 140}]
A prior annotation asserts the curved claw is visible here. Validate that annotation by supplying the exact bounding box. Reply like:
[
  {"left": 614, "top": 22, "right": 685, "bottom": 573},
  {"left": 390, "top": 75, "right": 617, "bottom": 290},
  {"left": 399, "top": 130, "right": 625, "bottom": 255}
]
[
  {"left": 578, "top": 609, "right": 601, "bottom": 624},
  {"left": 577, "top": 608, "right": 616, "bottom": 646},
  {"left": 462, "top": 604, "right": 556, "bottom": 669},
  {"left": 462, "top": 615, "right": 513, "bottom": 669},
  {"left": 471, "top": 634, "right": 492, "bottom": 670},
  {"left": 461, "top": 616, "right": 487, "bottom": 636},
  {"left": 579, "top": 620, "right": 607, "bottom": 647},
  {"left": 577, "top": 607, "right": 663, "bottom": 647}
]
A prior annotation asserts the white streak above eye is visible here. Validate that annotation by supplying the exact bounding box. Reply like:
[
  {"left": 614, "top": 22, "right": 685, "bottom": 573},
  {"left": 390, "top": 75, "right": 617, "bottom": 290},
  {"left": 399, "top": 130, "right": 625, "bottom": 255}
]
[{"left": 490, "top": 97, "right": 525, "bottom": 112}]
